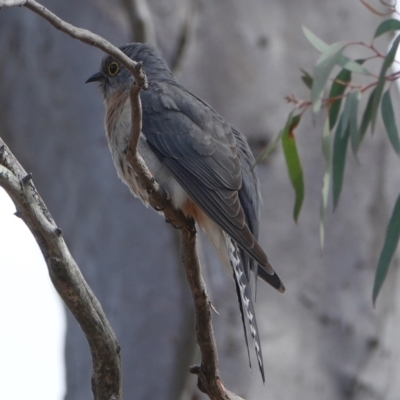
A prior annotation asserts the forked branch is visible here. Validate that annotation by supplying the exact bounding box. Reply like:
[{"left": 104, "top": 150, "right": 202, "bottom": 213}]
[{"left": 0, "top": 140, "right": 122, "bottom": 400}]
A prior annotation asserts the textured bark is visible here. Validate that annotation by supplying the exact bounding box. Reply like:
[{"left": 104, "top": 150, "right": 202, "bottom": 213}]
[
  {"left": 1, "top": 0, "right": 400, "bottom": 400},
  {"left": 0, "top": 138, "right": 122, "bottom": 400}
]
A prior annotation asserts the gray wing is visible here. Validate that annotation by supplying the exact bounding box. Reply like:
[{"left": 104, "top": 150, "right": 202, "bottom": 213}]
[
  {"left": 141, "top": 82, "right": 273, "bottom": 273},
  {"left": 234, "top": 128, "right": 285, "bottom": 291}
]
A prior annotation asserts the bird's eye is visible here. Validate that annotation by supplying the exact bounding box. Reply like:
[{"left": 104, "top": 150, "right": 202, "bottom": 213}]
[{"left": 108, "top": 62, "right": 120, "bottom": 76}]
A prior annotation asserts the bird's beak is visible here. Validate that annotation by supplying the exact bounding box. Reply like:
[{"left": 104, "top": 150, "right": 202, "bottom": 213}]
[{"left": 85, "top": 72, "right": 103, "bottom": 84}]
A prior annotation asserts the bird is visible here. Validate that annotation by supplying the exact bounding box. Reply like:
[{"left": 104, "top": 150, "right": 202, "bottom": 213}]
[{"left": 86, "top": 43, "right": 285, "bottom": 382}]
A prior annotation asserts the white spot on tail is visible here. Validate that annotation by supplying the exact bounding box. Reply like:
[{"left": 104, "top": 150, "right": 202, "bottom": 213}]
[{"left": 225, "top": 234, "right": 265, "bottom": 381}]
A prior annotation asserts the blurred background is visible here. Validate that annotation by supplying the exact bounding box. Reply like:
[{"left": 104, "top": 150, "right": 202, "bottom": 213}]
[{"left": 1, "top": 0, "right": 400, "bottom": 399}]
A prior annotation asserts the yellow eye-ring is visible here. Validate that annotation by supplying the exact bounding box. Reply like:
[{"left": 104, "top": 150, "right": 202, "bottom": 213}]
[{"left": 108, "top": 62, "right": 120, "bottom": 76}]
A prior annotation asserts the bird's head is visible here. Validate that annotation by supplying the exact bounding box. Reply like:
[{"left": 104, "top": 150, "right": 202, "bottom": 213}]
[{"left": 86, "top": 43, "right": 175, "bottom": 101}]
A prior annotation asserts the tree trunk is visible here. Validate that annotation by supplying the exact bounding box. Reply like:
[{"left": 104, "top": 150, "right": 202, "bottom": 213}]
[{"left": 1, "top": 0, "right": 399, "bottom": 399}]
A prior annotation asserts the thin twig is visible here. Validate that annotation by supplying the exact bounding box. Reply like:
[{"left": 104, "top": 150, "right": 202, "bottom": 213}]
[
  {"left": 0, "top": 140, "right": 122, "bottom": 400},
  {"left": 287, "top": 67, "right": 400, "bottom": 112},
  {"left": 359, "top": 0, "right": 395, "bottom": 16}
]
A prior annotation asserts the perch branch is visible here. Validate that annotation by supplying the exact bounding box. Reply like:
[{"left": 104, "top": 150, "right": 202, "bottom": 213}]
[
  {"left": 126, "top": 65, "right": 243, "bottom": 400},
  {"left": 0, "top": 140, "right": 122, "bottom": 400},
  {"left": 0, "top": 0, "right": 246, "bottom": 398}
]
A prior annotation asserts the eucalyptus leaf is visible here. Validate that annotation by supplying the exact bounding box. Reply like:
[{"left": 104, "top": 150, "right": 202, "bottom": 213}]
[
  {"left": 349, "top": 91, "right": 361, "bottom": 155},
  {"left": 332, "top": 98, "right": 353, "bottom": 209},
  {"left": 302, "top": 26, "right": 370, "bottom": 75},
  {"left": 374, "top": 19, "right": 400, "bottom": 39},
  {"left": 281, "top": 113, "right": 304, "bottom": 222},
  {"left": 373, "top": 193, "right": 400, "bottom": 304},
  {"left": 340, "top": 59, "right": 370, "bottom": 75},
  {"left": 303, "top": 26, "right": 328, "bottom": 53},
  {"left": 320, "top": 116, "right": 331, "bottom": 249},
  {"left": 255, "top": 131, "right": 283, "bottom": 166},
  {"left": 371, "top": 35, "right": 400, "bottom": 131},
  {"left": 358, "top": 87, "right": 376, "bottom": 144},
  {"left": 312, "top": 43, "right": 345, "bottom": 113},
  {"left": 328, "top": 68, "right": 352, "bottom": 130},
  {"left": 381, "top": 89, "right": 400, "bottom": 156},
  {"left": 301, "top": 68, "right": 313, "bottom": 90}
]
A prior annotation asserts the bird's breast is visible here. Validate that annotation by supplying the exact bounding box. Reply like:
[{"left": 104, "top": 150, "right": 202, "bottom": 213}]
[
  {"left": 104, "top": 94, "right": 190, "bottom": 211},
  {"left": 104, "top": 94, "right": 148, "bottom": 203}
]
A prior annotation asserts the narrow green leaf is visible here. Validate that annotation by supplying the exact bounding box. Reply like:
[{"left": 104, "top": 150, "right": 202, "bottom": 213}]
[
  {"left": 349, "top": 91, "right": 361, "bottom": 155},
  {"left": 373, "top": 193, "right": 400, "bottom": 304},
  {"left": 255, "top": 131, "right": 283, "bottom": 166},
  {"left": 301, "top": 68, "right": 313, "bottom": 90},
  {"left": 332, "top": 98, "right": 352, "bottom": 209},
  {"left": 371, "top": 35, "right": 400, "bottom": 131},
  {"left": 332, "top": 125, "right": 350, "bottom": 210},
  {"left": 281, "top": 113, "right": 304, "bottom": 222},
  {"left": 340, "top": 59, "right": 369, "bottom": 75},
  {"left": 320, "top": 115, "right": 331, "bottom": 249},
  {"left": 255, "top": 112, "right": 304, "bottom": 166},
  {"left": 328, "top": 68, "right": 352, "bottom": 130},
  {"left": 312, "top": 43, "right": 345, "bottom": 113},
  {"left": 303, "top": 26, "right": 328, "bottom": 53},
  {"left": 374, "top": 19, "right": 400, "bottom": 38},
  {"left": 381, "top": 89, "right": 400, "bottom": 156},
  {"left": 302, "top": 26, "right": 370, "bottom": 75},
  {"left": 358, "top": 87, "right": 376, "bottom": 144}
]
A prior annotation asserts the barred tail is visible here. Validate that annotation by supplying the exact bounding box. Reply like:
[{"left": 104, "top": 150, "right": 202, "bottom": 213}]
[{"left": 225, "top": 235, "right": 265, "bottom": 383}]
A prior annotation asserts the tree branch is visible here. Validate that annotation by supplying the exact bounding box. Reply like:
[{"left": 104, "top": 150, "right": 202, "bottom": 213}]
[
  {"left": 125, "top": 66, "right": 243, "bottom": 400},
  {"left": 0, "top": 1, "right": 246, "bottom": 398},
  {"left": 183, "top": 230, "right": 245, "bottom": 400},
  {"left": 1, "top": 0, "right": 146, "bottom": 88},
  {"left": 0, "top": 141, "right": 122, "bottom": 400},
  {"left": 121, "top": 0, "right": 157, "bottom": 45},
  {"left": 170, "top": 0, "right": 196, "bottom": 75}
]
